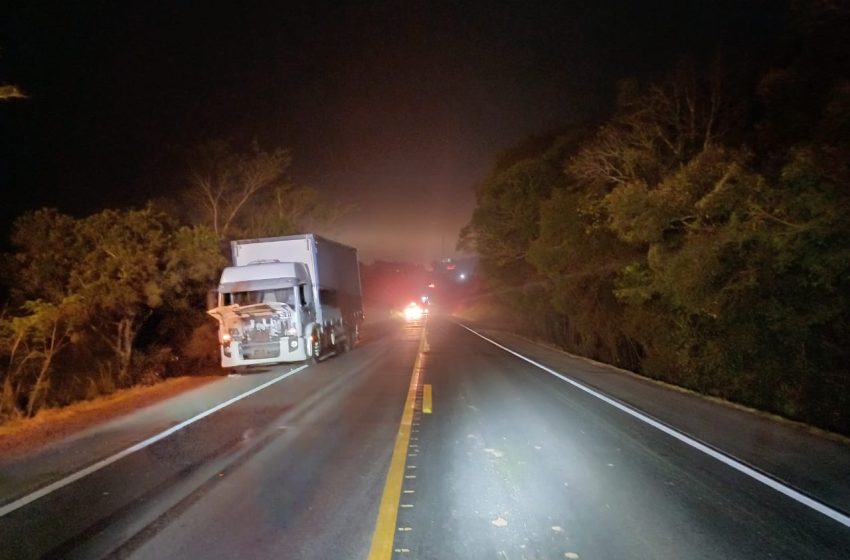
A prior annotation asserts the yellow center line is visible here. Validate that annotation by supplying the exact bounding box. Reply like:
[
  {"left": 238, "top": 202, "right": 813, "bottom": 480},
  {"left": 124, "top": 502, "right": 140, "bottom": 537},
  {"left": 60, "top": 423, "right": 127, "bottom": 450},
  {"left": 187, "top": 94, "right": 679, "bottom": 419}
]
[
  {"left": 367, "top": 322, "right": 427, "bottom": 560},
  {"left": 422, "top": 384, "right": 432, "bottom": 414}
]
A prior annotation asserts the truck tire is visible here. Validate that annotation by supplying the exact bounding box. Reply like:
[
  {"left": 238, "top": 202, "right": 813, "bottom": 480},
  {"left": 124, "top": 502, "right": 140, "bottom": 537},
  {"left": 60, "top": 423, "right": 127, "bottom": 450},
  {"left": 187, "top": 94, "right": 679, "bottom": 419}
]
[
  {"left": 310, "top": 330, "right": 322, "bottom": 364},
  {"left": 341, "top": 327, "right": 353, "bottom": 352}
]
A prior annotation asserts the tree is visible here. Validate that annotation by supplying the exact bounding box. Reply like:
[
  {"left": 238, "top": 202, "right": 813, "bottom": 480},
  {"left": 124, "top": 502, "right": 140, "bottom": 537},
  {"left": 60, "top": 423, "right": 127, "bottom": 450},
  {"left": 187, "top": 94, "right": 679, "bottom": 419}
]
[
  {"left": 556, "top": 53, "right": 850, "bottom": 428},
  {"left": 460, "top": 131, "right": 588, "bottom": 287},
  {"left": 242, "top": 183, "right": 353, "bottom": 239},
  {"left": 9, "top": 208, "right": 80, "bottom": 304},
  {"left": 1, "top": 206, "right": 225, "bottom": 412},
  {"left": 0, "top": 84, "right": 25, "bottom": 100},
  {"left": 528, "top": 187, "right": 640, "bottom": 366},
  {"left": 184, "top": 140, "right": 293, "bottom": 240},
  {"left": 459, "top": 3, "right": 850, "bottom": 432},
  {"left": 0, "top": 297, "right": 81, "bottom": 419},
  {"left": 570, "top": 61, "right": 741, "bottom": 198},
  {"left": 70, "top": 207, "right": 223, "bottom": 383}
]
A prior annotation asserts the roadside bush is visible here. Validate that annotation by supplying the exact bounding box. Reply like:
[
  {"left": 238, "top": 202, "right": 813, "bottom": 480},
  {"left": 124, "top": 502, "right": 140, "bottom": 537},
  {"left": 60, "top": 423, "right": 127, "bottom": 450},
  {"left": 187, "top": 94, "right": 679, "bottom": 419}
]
[
  {"left": 131, "top": 347, "right": 178, "bottom": 386},
  {"left": 178, "top": 321, "right": 221, "bottom": 374},
  {"left": 0, "top": 207, "right": 224, "bottom": 423}
]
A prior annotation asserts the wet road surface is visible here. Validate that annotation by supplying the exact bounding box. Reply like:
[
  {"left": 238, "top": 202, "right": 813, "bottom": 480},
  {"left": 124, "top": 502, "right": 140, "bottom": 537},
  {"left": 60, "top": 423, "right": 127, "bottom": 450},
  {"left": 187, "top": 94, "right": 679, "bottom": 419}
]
[{"left": 1, "top": 316, "right": 848, "bottom": 559}]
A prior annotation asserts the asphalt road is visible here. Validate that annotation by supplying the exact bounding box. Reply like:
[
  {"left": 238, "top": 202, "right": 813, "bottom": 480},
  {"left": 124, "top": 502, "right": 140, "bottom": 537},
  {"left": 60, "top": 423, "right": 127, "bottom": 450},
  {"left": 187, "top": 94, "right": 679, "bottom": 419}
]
[{"left": 1, "top": 316, "right": 849, "bottom": 559}]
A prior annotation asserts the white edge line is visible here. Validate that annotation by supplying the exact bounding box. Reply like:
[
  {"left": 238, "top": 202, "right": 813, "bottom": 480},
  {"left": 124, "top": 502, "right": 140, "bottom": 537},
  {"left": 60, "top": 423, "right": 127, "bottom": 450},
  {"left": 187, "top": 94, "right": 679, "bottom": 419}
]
[
  {"left": 0, "top": 364, "right": 310, "bottom": 518},
  {"left": 458, "top": 323, "right": 850, "bottom": 529}
]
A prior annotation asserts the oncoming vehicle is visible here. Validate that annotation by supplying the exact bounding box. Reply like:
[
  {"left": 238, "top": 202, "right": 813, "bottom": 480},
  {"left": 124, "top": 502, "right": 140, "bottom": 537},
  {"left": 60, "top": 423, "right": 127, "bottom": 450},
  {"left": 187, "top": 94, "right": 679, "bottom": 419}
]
[{"left": 402, "top": 301, "right": 426, "bottom": 321}]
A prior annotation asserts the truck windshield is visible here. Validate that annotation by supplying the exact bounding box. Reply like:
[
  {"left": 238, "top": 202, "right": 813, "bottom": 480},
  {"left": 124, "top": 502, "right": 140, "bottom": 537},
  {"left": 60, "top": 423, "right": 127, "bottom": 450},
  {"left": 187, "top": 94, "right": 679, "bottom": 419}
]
[{"left": 225, "top": 288, "right": 296, "bottom": 307}]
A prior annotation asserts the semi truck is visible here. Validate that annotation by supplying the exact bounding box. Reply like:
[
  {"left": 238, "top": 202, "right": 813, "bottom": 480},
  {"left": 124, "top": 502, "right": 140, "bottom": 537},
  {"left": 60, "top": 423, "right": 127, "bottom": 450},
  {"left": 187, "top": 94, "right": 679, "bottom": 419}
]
[{"left": 207, "top": 234, "right": 364, "bottom": 368}]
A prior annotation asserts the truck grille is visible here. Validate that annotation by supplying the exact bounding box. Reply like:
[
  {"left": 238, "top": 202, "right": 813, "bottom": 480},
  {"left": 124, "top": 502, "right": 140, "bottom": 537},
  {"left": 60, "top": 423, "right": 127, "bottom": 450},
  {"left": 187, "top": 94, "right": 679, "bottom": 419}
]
[
  {"left": 247, "top": 329, "right": 274, "bottom": 343},
  {"left": 241, "top": 315, "right": 287, "bottom": 343}
]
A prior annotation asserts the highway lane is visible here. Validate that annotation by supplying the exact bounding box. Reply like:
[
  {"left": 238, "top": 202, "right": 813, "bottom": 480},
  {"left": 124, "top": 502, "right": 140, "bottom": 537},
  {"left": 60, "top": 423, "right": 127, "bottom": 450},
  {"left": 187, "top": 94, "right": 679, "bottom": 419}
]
[
  {"left": 394, "top": 318, "right": 850, "bottom": 559},
  {"left": 0, "top": 319, "right": 421, "bottom": 559},
  {"left": 2, "top": 315, "right": 849, "bottom": 559},
  {"left": 467, "top": 327, "right": 850, "bottom": 514}
]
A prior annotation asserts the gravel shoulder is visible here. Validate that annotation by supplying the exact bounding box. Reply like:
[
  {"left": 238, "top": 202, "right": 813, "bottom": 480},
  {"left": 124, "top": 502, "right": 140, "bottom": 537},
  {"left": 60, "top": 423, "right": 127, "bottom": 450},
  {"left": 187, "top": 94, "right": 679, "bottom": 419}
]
[{"left": 0, "top": 376, "right": 220, "bottom": 459}]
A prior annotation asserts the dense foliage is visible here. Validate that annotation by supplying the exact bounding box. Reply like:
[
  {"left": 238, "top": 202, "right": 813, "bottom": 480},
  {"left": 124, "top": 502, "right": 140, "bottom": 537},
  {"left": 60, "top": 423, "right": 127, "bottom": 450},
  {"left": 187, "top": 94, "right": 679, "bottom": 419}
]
[
  {"left": 0, "top": 207, "right": 225, "bottom": 421},
  {"left": 462, "top": 5, "right": 850, "bottom": 433},
  {"left": 0, "top": 141, "right": 344, "bottom": 422}
]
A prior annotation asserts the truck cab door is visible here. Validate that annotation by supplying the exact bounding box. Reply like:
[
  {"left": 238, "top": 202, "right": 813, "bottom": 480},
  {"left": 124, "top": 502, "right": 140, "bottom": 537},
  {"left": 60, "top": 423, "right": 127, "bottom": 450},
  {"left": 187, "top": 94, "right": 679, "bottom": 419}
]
[{"left": 298, "top": 283, "right": 316, "bottom": 325}]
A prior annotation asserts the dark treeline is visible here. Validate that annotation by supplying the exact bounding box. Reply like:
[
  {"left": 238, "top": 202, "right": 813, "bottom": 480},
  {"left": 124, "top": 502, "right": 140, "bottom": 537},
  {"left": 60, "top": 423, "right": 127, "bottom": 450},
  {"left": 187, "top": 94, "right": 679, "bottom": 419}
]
[
  {"left": 0, "top": 141, "right": 346, "bottom": 423},
  {"left": 461, "top": 3, "right": 850, "bottom": 434}
]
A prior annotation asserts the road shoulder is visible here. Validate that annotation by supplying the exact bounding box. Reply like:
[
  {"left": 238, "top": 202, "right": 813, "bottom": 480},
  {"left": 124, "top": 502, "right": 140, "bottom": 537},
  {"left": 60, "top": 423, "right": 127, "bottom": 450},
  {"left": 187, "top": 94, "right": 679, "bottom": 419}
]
[
  {"left": 0, "top": 376, "right": 219, "bottom": 459},
  {"left": 0, "top": 369, "right": 291, "bottom": 506},
  {"left": 462, "top": 321, "right": 850, "bottom": 516}
]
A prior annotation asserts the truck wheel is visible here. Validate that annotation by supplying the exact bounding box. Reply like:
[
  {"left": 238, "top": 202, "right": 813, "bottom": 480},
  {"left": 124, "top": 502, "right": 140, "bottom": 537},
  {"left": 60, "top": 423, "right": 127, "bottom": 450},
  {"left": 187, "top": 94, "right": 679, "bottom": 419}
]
[
  {"left": 341, "top": 327, "right": 352, "bottom": 352},
  {"left": 310, "top": 332, "right": 321, "bottom": 364}
]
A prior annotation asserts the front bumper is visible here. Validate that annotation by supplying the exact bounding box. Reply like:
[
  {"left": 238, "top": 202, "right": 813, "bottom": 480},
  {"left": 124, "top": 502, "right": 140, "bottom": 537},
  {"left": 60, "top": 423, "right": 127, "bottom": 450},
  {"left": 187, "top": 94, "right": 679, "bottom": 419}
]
[{"left": 220, "top": 337, "right": 308, "bottom": 367}]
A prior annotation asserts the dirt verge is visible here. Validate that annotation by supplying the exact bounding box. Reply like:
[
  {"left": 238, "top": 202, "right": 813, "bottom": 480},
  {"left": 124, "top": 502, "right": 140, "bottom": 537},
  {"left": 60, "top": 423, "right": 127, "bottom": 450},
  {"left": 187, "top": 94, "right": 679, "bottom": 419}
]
[{"left": 0, "top": 375, "right": 220, "bottom": 458}]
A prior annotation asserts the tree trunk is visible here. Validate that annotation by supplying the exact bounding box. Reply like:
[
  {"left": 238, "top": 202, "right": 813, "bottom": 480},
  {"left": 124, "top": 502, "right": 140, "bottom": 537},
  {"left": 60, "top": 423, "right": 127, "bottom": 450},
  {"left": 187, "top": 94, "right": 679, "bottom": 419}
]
[
  {"left": 0, "top": 375, "right": 21, "bottom": 420},
  {"left": 26, "top": 360, "right": 52, "bottom": 418},
  {"left": 26, "top": 317, "right": 71, "bottom": 417},
  {"left": 115, "top": 316, "right": 136, "bottom": 386}
]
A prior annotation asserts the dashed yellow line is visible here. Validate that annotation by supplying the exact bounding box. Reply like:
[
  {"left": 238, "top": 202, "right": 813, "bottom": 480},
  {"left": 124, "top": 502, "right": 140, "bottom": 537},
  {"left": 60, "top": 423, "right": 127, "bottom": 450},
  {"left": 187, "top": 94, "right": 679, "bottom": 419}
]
[
  {"left": 367, "top": 325, "right": 427, "bottom": 560},
  {"left": 423, "top": 384, "right": 432, "bottom": 414}
]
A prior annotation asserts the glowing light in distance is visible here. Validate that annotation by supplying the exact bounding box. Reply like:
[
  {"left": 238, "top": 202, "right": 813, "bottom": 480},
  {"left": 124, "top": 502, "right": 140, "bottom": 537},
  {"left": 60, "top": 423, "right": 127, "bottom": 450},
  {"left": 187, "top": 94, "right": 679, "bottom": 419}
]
[{"left": 403, "top": 302, "right": 424, "bottom": 321}]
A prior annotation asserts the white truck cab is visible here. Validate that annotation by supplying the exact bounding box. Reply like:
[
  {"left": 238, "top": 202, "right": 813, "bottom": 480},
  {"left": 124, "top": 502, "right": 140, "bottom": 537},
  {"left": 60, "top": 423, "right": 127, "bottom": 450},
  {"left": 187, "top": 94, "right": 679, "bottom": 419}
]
[{"left": 208, "top": 235, "right": 363, "bottom": 368}]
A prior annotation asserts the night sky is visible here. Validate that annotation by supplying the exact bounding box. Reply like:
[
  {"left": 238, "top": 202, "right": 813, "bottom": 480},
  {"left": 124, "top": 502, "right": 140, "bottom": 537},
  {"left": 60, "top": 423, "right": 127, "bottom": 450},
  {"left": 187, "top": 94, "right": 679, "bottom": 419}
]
[{"left": 1, "top": 1, "right": 785, "bottom": 262}]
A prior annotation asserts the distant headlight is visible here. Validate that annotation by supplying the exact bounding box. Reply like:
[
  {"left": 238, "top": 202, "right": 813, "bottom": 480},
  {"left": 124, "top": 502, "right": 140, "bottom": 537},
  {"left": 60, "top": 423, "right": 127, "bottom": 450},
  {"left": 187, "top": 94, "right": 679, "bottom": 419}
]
[
  {"left": 403, "top": 303, "right": 424, "bottom": 321},
  {"left": 222, "top": 333, "right": 232, "bottom": 344}
]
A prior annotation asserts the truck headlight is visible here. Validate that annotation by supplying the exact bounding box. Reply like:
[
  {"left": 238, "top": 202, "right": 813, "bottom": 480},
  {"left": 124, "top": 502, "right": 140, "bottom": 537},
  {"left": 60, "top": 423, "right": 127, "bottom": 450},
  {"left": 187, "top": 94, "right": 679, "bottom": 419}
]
[{"left": 285, "top": 327, "right": 298, "bottom": 336}]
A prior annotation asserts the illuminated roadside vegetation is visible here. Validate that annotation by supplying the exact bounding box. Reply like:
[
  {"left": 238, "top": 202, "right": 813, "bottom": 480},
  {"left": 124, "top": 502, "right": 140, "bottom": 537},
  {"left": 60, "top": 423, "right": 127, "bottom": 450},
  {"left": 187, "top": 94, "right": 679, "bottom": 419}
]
[
  {"left": 461, "top": 4, "right": 850, "bottom": 433},
  {"left": 0, "top": 207, "right": 225, "bottom": 422},
  {"left": 0, "top": 142, "right": 345, "bottom": 423}
]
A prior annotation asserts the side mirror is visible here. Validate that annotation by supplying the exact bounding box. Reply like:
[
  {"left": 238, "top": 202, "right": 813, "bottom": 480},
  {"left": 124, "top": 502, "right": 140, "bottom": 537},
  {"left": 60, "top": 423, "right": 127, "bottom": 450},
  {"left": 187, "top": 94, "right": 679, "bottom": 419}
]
[{"left": 206, "top": 289, "right": 219, "bottom": 310}]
